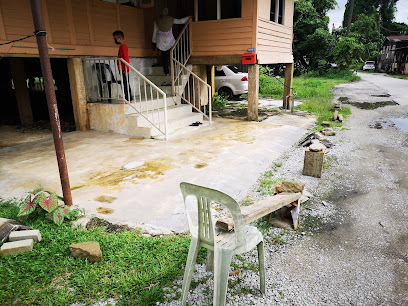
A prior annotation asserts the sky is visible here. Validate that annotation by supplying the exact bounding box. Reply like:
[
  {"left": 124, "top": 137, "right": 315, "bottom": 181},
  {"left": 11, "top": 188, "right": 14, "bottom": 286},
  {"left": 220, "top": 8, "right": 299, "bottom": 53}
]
[{"left": 327, "top": 0, "right": 408, "bottom": 31}]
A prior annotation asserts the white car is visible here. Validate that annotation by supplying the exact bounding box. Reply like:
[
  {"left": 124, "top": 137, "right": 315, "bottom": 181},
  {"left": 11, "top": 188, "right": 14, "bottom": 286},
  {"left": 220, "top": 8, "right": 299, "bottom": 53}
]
[
  {"left": 363, "top": 61, "right": 375, "bottom": 71},
  {"left": 214, "top": 66, "right": 248, "bottom": 99}
]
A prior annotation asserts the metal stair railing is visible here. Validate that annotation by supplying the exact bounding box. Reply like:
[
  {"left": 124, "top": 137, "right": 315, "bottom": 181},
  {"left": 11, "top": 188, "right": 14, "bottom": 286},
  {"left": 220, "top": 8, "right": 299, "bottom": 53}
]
[
  {"left": 170, "top": 18, "right": 191, "bottom": 96},
  {"left": 170, "top": 19, "right": 212, "bottom": 124},
  {"left": 83, "top": 57, "right": 169, "bottom": 140},
  {"left": 173, "top": 59, "right": 212, "bottom": 123}
]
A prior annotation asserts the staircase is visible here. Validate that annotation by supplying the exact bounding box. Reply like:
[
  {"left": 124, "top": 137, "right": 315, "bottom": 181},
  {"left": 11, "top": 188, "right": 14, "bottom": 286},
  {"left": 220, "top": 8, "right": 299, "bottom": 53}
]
[
  {"left": 84, "top": 19, "right": 211, "bottom": 140},
  {"left": 125, "top": 65, "right": 204, "bottom": 138}
]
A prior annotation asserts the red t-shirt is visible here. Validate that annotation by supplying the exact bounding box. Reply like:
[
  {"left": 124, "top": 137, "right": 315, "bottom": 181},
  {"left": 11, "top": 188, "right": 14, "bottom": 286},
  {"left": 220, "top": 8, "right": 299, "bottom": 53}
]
[{"left": 118, "top": 44, "right": 130, "bottom": 73}]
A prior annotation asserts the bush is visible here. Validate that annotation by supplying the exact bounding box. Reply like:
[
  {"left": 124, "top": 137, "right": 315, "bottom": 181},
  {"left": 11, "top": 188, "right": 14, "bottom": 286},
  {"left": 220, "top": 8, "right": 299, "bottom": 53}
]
[{"left": 212, "top": 92, "right": 228, "bottom": 109}]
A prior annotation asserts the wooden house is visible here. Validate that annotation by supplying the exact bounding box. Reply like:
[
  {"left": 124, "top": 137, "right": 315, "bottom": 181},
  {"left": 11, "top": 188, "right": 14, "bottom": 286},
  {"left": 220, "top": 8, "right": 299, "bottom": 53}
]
[
  {"left": 378, "top": 36, "right": 408, "bottom": 75},
  {"left": 0, "top": 0, "right": 295, "bottom": 138}
]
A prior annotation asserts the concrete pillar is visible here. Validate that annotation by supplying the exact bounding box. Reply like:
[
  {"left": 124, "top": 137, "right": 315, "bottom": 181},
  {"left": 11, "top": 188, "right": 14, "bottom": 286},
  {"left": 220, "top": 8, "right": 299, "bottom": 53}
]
[
  {"left": 67, "top": 58, "right": 89, "bottom": 131},
  {"left": 283, "top": 63, "right": 294, "bottom": 110},
  {"left": 9, "top": 58, "right": 34, "bottom": 126},
  {"left": 247, "top": 64, "right": 259, "bottom": 121}
]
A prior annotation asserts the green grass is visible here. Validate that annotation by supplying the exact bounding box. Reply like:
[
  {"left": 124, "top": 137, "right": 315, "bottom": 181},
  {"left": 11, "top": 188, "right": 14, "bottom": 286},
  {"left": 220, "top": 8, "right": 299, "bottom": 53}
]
[
  {"left": 260, "top": 69, "right": 360, "bottom": 126},
  {"left": 0, "top": 198, "right": 205, "bottom": 305},
  {"left": 386, "top": 74, "right": 408, "bottom": 80}
]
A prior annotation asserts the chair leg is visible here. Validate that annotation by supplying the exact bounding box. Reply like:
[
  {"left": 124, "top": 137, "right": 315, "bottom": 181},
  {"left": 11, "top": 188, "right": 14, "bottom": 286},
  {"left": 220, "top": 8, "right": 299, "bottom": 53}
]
[
  {"left": 257, "top": 240, "right": 266, "bottom": 294},
  {"left": 213, "top": 249, "right": 233, "bottom": 306},
  {"left": 206, "top": 250, "right": 214, "bottom": 272},
  {"left": 181, "top": 237, "right": 200, "bottom": 306}
]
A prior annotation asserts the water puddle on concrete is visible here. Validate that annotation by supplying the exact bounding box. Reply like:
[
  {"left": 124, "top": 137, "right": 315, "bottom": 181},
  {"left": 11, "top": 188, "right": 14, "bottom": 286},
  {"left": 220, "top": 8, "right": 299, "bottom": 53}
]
[
  {"left": 194, "top": 162, "right": 208, "bottom": 169},
  {"left": 345, "top": 101, "right": 398, "bottom": 109},
  {"left": 94, "top": 195, "right": 117, "bottom": 203},
  {"left": 371, "top": 118, "right": 408, "bottom": 132},
  {"left": 371, "top": 94, "right": 391, "bottom": 98},
  {"left": 96, "top": 207, "right": 115, "bottom": 214}
]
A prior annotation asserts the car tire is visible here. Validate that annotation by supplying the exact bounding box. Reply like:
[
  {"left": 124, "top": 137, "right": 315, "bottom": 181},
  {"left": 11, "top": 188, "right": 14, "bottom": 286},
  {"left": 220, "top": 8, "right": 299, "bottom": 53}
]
[{"left": 218, "top": 87, "right": 233, "bottom": 100}]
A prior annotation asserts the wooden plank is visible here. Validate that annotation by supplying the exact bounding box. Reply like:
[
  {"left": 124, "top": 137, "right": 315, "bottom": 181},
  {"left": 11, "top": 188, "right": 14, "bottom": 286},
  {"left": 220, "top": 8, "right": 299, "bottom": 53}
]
[
  {"left": 247, "top": 64, "right": 259, "bottom": 121},
  {"left": 0, "top": 5, "right": 7, "bottom": 40},
  {"left": 283, "top": 63, "right": 294, "bottom": 109},
  {"left": 65, "top": 0, "right": 77, "bottom": 45},
  {"left": 41, "top": 0, "right": 53, "bottom": 43},
  {"left": 216, "top": 193, "right": 301, "bottom": 231},
  {"left": 86, "top": 0, "right": 95, "bottom": 45},
  {"left": 193, "top": 38, "right": 253, "bottom": 47},
  {"left": 189, "top": 55, "right": 243, "bottom": 65}
]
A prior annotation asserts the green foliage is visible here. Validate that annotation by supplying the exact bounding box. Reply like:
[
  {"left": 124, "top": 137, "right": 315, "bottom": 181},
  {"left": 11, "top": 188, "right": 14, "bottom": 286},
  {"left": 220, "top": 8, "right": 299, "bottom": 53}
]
[
  {"left": 17, "top": 187, "right": 72, "bottom": 226},
  {"left": 349, "top": 13, "right": 383, "bottom": 61},
  {"left": 343, "top": 0, "right": 407, "bottom": 36},
  {"left": 334, "top": 37, "right": 363, "bottom": 68},
  {"left": 0, "top": 197, "right": 205, "bottom": 305},
  {"left": 293, "top": 0, "right": 336, "bottom": 69},
  {"left": 212, "top": 92, "right": 228, "bottom": 109}
]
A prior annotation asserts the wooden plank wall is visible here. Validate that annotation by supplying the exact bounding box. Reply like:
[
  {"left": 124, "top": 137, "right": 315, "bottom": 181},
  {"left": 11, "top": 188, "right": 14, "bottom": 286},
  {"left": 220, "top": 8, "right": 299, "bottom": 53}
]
[
  {"left": 0, "top": 0, "right": 153, "bottom": 57},
  {"left": 256, "top": 18, "right": 293, "bottom": 64},
  {"left": 191, "top": 0, "right": 256, "bottom": 58},
  {"left": 256, "top": 0, "right": 294, "bottom": 64}
]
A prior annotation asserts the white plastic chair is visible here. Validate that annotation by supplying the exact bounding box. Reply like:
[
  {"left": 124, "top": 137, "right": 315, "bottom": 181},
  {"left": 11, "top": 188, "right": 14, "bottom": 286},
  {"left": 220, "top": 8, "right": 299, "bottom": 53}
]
[{"left": 180, "top": 182, "right": 265, "bottom": 306}]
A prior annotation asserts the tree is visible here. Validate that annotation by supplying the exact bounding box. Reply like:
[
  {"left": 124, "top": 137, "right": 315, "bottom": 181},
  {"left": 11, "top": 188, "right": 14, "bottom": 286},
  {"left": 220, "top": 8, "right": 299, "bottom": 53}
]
[
  {"left": 342, "top": 0, "right": 407, "bottom": 36},
  {"left": 293, "top": 0, "right": 337, "bottom": 70},
  {"left": 334, "top": 37, "right": 363, "bottom": 67}
]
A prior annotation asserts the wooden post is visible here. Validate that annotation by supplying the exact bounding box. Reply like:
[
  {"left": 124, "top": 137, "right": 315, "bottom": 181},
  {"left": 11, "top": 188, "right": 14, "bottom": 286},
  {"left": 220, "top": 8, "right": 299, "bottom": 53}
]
[
  {"left": 67, "top": 58, "right": 89, "bottom": 131},
  {"left": 211, "top": 65, "right": 215, "bottom": 103},
  {"left": 283, "top": 63, "right": 294, "bottom": 110},
  {"left": 248, "top": 64, "right": 259, "bottom": 121},
  {"left": 9, "top": 58, "right": 34, "bottom": 126}
]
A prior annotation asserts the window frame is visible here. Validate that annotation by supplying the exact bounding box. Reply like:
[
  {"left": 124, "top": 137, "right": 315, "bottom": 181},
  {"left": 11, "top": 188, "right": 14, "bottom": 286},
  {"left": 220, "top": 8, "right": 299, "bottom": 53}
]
[
  {"left": 270, "top": 0, "right": 285, "bottom": 25},
  {"left": 195, "top": 0, "right": 242, "bottom": 22}
]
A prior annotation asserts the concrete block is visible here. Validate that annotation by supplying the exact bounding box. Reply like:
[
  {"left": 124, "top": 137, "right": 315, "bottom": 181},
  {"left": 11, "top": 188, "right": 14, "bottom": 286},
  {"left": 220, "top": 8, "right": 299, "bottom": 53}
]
[
  {"left": 8, "top": 230, "right": 42, "bottom": 242},
  {"left": 0, "top": 239, "right": 34, "bottom": 256}
]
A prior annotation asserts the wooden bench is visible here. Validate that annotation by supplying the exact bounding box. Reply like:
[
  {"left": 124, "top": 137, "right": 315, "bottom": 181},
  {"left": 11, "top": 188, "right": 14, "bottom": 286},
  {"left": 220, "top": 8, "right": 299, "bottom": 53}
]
[{"left": 216, "top": 192, "right": 302, "bottom": 231}]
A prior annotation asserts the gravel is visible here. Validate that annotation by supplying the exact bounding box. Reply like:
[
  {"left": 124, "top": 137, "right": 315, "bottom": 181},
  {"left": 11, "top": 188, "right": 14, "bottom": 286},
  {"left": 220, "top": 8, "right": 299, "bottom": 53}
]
[{"left": 159, "top": 77, "right": 408, "bottom": 305}]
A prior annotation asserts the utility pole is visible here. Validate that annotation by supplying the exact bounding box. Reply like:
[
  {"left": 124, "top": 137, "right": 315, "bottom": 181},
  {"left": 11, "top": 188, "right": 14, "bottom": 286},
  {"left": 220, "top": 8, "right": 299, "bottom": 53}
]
[
  {"left": 346, "top": 0, "right": 355, "bottom": 37},
  {"left": 30, "top": 0, "right": 73, "bottom": 206}
]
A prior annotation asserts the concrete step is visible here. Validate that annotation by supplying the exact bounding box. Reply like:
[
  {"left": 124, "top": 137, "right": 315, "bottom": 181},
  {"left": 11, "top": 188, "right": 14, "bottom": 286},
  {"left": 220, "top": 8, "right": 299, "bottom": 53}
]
[
  {"left": 124, "top": 96, "right": 179, "bottom": 115},
  {"left": 150, "top": 112, "right": 204, "bottom": 137},
  {"left": 127, "top": 104, "right": 194, "bottom": 125},
  {"left": 142, "top": 66, "right": 166, "bottom": 76},
  {"left": 146, "top": 75, "right": 171, "bottom": 85}
]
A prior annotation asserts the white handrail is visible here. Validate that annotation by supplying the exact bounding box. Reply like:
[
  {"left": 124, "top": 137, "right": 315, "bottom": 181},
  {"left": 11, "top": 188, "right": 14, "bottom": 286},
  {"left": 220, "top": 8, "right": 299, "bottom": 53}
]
[
  {"left": 83, "top": 57, "right": 169, "bottom": 140},
  {"left": 171, "top": 18, "right": 192, "bottom": 96},
  {"left": 173, "top": 59, "right": 212, "bottom": 123}
]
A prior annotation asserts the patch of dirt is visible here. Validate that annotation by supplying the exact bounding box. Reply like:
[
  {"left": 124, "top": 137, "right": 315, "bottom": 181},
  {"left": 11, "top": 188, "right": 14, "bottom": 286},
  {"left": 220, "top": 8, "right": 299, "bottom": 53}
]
[
  {"left": 344, "top": 101, "right": 398, "bottom": 109},
  {"left": 72, "top": 158, "right": 176, "bottom": 189},
  {"left": 86, "top": 217, "right": 133, "bottom": 233},
  {"left": 194, "top": 162, "right": 208, "bottom": 169},
  {"left": 96, "top": 207, "right": 115, "bottom": 214},
  {"left": 94, "top": 195, "right": 117, "bottom": 203}
]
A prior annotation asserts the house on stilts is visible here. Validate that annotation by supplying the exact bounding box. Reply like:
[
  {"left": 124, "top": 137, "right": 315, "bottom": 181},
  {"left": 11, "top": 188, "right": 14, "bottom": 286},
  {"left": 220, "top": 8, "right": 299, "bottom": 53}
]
[{"left": 0, "top": 0, "right": 295, "bottom": 140}]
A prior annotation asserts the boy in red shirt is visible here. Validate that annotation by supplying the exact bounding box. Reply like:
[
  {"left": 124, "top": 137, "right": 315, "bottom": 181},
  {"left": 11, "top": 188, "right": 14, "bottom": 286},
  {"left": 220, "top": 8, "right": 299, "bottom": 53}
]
[{"left": 113, "top": 30, "right": 132, "bottom": 102}]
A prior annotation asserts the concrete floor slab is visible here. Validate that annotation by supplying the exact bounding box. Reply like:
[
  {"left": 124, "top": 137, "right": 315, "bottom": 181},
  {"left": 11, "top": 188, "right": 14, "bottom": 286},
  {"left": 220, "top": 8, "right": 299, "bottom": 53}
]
[{"left": 0, "top": 116, "right": 315, "bottom": 232}]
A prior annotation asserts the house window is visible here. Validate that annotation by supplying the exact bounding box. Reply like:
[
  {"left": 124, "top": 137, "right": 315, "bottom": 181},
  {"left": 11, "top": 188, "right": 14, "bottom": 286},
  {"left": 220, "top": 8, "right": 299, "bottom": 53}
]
[
  {"left": 197, "top": 0, "right": 241, "bottom": 21},
  {"left": 270, "top": 0, "right": 284, "bottom": 24}
]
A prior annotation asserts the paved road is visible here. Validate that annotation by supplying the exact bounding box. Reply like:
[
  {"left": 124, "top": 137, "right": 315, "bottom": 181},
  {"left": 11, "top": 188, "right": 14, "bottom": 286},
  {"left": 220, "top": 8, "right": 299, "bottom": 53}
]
[{"left": 357, "top": 72, "right": 408, "bottom": 105}]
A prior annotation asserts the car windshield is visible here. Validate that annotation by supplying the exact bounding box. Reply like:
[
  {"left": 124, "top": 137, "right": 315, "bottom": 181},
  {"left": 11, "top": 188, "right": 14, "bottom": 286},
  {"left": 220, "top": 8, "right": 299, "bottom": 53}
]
[
  {"left": 365, "top": 61, "right": 375, "bottom": 65},
  {"left": 227, "top": 66, "right": 241, "bottom": 73}
]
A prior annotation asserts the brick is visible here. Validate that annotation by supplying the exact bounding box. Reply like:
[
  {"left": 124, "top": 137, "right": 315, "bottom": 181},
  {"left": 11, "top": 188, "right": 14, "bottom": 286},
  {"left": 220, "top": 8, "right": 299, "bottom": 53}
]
[
  {"left": 0, "top": 239, "right": 34, "bottom": 256},
  {"left": 8, "top": 230, "right": 42, "bottom": 242}
]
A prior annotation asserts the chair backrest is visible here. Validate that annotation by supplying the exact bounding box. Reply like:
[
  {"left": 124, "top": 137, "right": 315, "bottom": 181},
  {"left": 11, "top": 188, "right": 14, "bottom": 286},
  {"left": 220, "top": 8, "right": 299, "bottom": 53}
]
[{"left": 180, "top": 182, "right": 246, "bottom": 249}]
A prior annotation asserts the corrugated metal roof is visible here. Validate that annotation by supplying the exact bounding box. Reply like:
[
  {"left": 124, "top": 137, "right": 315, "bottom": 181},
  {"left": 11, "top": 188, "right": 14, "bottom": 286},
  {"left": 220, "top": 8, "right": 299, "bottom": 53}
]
[{"left": 387, "top": 36, "right": 408, "bottom": 42}]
